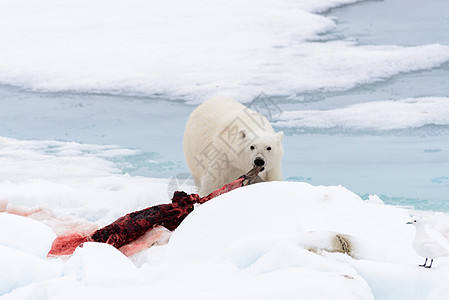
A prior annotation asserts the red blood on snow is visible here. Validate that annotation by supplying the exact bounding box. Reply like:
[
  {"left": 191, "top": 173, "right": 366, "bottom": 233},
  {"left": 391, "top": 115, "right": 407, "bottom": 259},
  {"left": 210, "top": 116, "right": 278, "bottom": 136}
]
[{"left": 48, "top": 170, "right": 260, "bottom": 258}]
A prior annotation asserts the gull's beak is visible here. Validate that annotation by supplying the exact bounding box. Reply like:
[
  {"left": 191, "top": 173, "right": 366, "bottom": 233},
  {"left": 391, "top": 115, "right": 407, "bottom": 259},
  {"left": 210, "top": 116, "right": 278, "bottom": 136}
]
[{"left": 406, "top": 221, "right": 412, "bottom": 224}]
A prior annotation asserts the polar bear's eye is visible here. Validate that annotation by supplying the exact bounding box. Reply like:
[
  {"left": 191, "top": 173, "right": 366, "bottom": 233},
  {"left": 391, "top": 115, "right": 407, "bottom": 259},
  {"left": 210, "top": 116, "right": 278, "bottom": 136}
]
[
  {"left": 266, "top": 147, "right": 272, "bottom": 151},
  {"left": 250, "top": 145, "right": 255, "bottom": 150}
]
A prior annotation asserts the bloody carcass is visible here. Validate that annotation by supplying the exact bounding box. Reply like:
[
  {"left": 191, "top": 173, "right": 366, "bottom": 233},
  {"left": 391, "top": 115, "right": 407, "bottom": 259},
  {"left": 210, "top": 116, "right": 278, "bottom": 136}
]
[{"left": 48, "top": 166, "right": 263, "bottom": 257}]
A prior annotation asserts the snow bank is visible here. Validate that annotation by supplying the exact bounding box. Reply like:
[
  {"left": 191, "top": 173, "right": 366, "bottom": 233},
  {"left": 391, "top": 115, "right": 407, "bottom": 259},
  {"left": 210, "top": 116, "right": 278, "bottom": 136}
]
[
  {"left": 152, "top": 182, "right": 449, "bottom": 299},
  {"left": 0, "top": 213, "right": 55, "bottom": 257},
  {"left": 2, "top": 180, "right": 449, "bottom": 299},
  {"left": 274, "top": 97, "right": 449, "bottom": 131},
  {"left": 163, "top": 182, "right": 414, "bottom": 264},
  {"left": 0, "top": 245, "right": 63, "bottom": 295},
  {"left": 0, "top": 214, "right": 62, "bottom": 295},
  {"left": 65, "top": 242, "right": 142, "bottom": 286},
  {"left": 1, "top": 0, "right": 448, "bottom": 101}
]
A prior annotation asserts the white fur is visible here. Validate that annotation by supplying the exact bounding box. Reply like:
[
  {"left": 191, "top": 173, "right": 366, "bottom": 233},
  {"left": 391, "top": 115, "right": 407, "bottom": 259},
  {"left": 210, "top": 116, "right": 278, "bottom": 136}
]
[{"left": 183, "top": 96, "right": 284, "bottom": 196}]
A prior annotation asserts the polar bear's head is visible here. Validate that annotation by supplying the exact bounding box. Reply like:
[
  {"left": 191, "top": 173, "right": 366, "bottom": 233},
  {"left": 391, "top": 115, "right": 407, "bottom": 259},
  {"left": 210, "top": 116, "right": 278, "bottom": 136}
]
[{"left": 233, "top": 129, "right": 284, "bottom": 174}]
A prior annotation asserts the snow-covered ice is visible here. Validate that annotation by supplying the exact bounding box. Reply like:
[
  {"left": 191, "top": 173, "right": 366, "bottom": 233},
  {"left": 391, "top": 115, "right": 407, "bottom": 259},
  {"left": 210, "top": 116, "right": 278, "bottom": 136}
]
[
  {"left": 0, "top": 137, "right": 171, "bottom": 225},
  {"left": 1, "top": 0, "right": 449, "bottom": 102},
  {"left": 274, "top": 97, "right": 449, "bottom": 131},
  {"left": 0, "top": 213, "right": 55, "bottom": 258},
  {"left": 0, "top": 213, "right": 62, "bottom": 295}
]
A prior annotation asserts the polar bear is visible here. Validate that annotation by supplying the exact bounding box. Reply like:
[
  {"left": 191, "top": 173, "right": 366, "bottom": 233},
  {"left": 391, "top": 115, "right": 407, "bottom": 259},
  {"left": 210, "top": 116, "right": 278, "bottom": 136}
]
[{"left": 183, "top": 96, "right": 284, "bottom": 196}]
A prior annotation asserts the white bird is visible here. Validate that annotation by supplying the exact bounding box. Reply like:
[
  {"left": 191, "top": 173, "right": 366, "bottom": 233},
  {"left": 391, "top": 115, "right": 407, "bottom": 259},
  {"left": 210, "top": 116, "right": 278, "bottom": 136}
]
[{"left": 407, "top": 217, "right": 449, "bottom": 268}]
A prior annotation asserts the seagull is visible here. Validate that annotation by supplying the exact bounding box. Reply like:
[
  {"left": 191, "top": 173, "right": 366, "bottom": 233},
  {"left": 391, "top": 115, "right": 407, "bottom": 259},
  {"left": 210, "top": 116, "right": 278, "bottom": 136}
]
[{"left": 407, "top": 217, "right": 449, "bottom": 268}]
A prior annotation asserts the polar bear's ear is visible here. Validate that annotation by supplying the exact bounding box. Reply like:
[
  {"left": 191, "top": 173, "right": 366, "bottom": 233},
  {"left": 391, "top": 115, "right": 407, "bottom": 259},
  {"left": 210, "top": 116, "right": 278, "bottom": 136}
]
[
  {"left": 276, "top": 131, "right": 284, "bottom": 143},
  {"left": 239, "top": 128, "right": 247, "bottom": 139}
]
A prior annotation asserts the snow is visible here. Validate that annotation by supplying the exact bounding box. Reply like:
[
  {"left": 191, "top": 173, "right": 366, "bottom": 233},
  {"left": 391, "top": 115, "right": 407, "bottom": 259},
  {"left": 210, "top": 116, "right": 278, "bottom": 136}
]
[
  {"left": 0, "top": 213, "right": 55, "bottom": 258},
  {"left": 1, "top": 0, "right": 449, "bottom": 102},
  {"left": 0, "top": 245, "right": 62, "bottom": 296},
  {"left": 162, "top": 182, "right": 414, "bottom": 264},
  {"left": 274, "top": 97, "right": 449, "bottom": 131},
  {"left": 64, "top": 242, "right": 142, "bottom": 286},
  {"left": 2, "top": 153, "right": 449, "bottom": 299},
  {"left": 0, "top": 137, "right": 170, "bottom": 226},
  {"left": 0, "top": 214, "right": 62, "bottom": 295}
]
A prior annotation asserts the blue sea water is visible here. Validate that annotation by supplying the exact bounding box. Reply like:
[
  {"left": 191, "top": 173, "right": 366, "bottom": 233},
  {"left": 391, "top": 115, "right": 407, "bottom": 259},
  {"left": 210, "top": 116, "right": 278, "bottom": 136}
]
[{"left": 1, "top": 0, "right": 448, "bottom": 211}]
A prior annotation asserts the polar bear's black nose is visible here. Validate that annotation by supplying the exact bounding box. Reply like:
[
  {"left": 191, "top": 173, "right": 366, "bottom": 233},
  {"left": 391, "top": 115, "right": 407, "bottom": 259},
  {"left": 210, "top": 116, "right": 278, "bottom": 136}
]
[{"left": 254, "top": 157, "right": 265, "bottom": 167}]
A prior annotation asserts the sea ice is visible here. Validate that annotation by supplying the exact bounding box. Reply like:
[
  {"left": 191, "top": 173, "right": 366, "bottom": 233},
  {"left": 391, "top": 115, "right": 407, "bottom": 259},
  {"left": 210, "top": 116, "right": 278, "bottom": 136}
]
[
  {"left": 0, "top": 0, "right": 448, "bottom": 101},
  {"left": 273, "top": 97, "right": 449, "bottom": 130}
]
